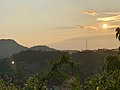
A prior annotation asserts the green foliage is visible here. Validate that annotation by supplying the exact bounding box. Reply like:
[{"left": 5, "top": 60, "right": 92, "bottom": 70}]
[
  {"left": 115, "top": 27, "right": 120, "bottom": 41},
  {"left": 0, "top": 78, "right": 18, "bottom": 90},
  {"left": 0, "top": 49, "right": 118, "bottom": 89},
  {"left": 102, "top": 55, "right": 120, "bottom": 73},
  {"left": 0, "top": 79, "right": 7, "bottom": 90},
  {"left": 0, "top": 49, "right": 114, "bottom": 86},
  {"left": 69, "top": 75, "right": 81, "bottom": 90},
  {"left": 18, "top": 54, "right": 78, "bottom": 90},
  {"left": 84, "top": 55, "right": 120, "bottom": 90},
  {"left": 25, "top": 74, "right": 41, "bottom": 90},
  {"left": 84, "top": 74, "right": 100, "bottom": 90}
]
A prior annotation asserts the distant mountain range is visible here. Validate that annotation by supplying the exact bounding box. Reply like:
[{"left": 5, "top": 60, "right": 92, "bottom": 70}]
[
  {"left": 0, "top": 39, "right": 57, "bottom": 59},
  {"left": 1, "top": 36, "right": 117, "bottom": 59}
]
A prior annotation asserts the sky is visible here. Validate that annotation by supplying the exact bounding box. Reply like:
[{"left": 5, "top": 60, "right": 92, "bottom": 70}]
[{"left": 0, "top": 0, "right": 120, "bottom": 50}]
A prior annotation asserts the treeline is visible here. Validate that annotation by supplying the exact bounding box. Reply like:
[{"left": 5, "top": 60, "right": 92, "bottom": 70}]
[{"left": 0, "top": 49, "right": 118, "bottom": 89}]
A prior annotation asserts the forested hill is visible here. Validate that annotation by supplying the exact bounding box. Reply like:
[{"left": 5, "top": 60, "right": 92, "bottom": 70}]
[{"left": 0, "top": 49, "right": 117, "bottom": 85}]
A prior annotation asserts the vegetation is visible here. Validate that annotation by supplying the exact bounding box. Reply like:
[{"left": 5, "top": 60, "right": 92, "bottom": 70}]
[
  {"left": 0, "top": 49, "right": 118, "bottom": 90},
  {"left": 84, "top": 27, "right": 120, "bottom": 90},
  {"left": 115, "top": 27, "right": 120, "bottom": 41},
  {"left": 84, "top": 55, "right": 120, "bottom": 90}
]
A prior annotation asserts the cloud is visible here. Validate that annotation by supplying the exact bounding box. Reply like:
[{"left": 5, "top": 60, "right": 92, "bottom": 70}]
[
  {"left": 107, "top": 12, "right": 120, "bottom": 15},
  {"left": 107, "top": 25, "right": 120, "bottom": 29},
  {"left": 81, "top": 10, "right": 97, "bottom": 16},
  {"left": 97, "top": 15, "right": 120, "bottom": 22},
  {"left": 57, "top": 25, "right": 98, "bottom": 30},
  {"left": 56, "top": 26, "right": 76, "bottom": 29},
  {"left": 76, "top": 25, "right": 98, "bottom": 30}
]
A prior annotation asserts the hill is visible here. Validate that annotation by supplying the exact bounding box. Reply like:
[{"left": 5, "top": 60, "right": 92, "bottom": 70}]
[
  {"left": 0, "top": 39, "right": 58, "bottom": 59},
  {"left": 3, "top": 49, "right": 116, "bottom": 85},
  {"left": 0, "top": 39, "right": 28, "bottom": 58},
  {"left": 30, "top": 45, "right": 57, "bottom": 51}
]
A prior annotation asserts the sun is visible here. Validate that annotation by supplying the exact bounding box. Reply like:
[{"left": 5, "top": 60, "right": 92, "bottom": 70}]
[{"left": 103, "top": 24, "right": 108, "bottom": 28}]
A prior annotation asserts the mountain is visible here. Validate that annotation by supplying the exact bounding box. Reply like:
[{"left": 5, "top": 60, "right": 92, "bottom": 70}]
[
  {"left": 30, "top": 45, "right": 57, "bottom": 51},
  {"left": 0, "top": 39, "right": 58, "bottom": 59},
  {"left": 0, "top": 39, "right": 28, "bottom": 59}
]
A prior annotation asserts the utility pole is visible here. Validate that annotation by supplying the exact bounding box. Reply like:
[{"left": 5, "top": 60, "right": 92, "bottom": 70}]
[{"left": 85, "top": 39, "right": 88, "bottom": 50}]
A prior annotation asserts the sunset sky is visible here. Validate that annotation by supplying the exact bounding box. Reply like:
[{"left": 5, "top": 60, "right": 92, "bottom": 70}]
[{"left": 0, "top": 0, "right": 120, "bottom": 50}]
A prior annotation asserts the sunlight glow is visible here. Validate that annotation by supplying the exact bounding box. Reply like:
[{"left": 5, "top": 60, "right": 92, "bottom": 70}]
[{"left": 103, "top": 24, "right": 108, "bottom": 28}]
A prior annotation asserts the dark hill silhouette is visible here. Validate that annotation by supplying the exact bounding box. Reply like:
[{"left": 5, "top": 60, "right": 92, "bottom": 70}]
[
  {"left": 0, "top": 39, "right": 58, "bottom": 59},
  {"left": 0, "top": 39, "right": 28, "bottom": 58},
  {"left": 30, "top": 45, "right": 57, "bottom": 51}
]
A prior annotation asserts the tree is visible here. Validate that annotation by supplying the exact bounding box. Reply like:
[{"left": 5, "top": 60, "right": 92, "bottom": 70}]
[
  {"left": 115, "top": 27, "right": 120, "bottom": 41},
  {"left": 69, "top": 74, "right": 81, "bottom": 90},
  {"left": 84, "top": 28, "right": 120, "bottom": 90},
  {"left": 25, "top": 53, "right": 78, "bottom": 90},
  {"left": 0, "top": 78, "right": 18, "bottom": 90},
  {"left": 84, "top": 55, "right": 120, "bottom": 90}
]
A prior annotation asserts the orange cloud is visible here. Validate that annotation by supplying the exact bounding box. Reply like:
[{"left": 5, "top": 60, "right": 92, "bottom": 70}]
[
  {"left": 107, "top": 25, "right": 120, "bottom": 29},
  {"left": 97, "top": 15, "right": 120, "bottom": 22},
  {"left": 81, "top": 10, "right": 97, "bottom": 16},
  {"left": 107, "top": 12, "right": 120, "bottom": 15},
  {"left": 76, "top": 25, "right": 98, "bottom": 30},
  {"left": 57, "top": 25, "right": 98, "bottom": 30}
]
